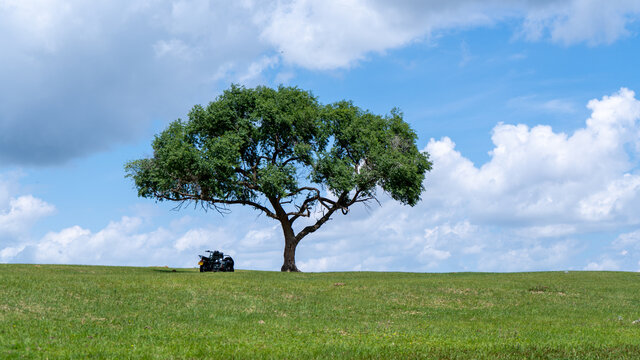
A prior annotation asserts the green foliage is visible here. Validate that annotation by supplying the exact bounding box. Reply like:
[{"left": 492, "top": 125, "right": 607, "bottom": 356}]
[
  {"left": 125, "top": 84, "right": 431, "bottom": 209},
  {"left": 2, "top": 265, "right": 640, "bottom": 359}
]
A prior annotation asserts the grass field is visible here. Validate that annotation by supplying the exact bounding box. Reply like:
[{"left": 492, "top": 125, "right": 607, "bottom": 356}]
[{"left": 1, "top": 265, "right": 639, "bottom": 359}]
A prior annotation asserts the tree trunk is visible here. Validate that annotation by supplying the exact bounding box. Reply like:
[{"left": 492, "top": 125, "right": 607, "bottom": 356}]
[
  {"left": 281, "top": 233, "right": 300, "bottom": 272},
  {"left": 268, "top": 197, "right": 302, "bottom": 272}
]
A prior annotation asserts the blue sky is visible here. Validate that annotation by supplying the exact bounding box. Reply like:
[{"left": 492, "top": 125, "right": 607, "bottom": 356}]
[{"left": 2, "top": 0, "right": 640, "bottom": 272}]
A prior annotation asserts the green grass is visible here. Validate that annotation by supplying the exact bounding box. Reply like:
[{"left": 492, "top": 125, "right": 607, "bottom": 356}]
[{"left": 1, "top": 265, "right": 639, "bottom": 359}]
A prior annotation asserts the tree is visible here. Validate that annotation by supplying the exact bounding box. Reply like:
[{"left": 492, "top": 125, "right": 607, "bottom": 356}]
[{"left": 125, "top": 85, "right": 432, "bottom": 272}]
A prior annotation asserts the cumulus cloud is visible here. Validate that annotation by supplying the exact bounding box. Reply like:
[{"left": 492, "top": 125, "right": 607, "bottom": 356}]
[
  {"left": 260, "top": 0, "right": 423, "bottom": 70},
  {"left": 0, "top": 196, "right": 56, "bottom": 235},
  {"left": 0, "top": 173, "right": 56, "bottom": 239},
  {"left": 0, "top": 174, "right": 56, "bottom": 261},
  {"left": 0, "top": 216, "right": 280, "bottom": 269},
  {"left": 28, "top": 217, "right": 185, "bottom": 265},
  {"left": 3, "top": 209, "right": 285, "bottom": 269},
  {"left": 424, "top": 88, "right": 640, "bottom": 227}
]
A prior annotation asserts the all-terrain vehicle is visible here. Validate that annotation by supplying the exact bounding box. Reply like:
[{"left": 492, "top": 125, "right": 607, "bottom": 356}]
[{"left": 198, "top": 250, "right": 234, "bottom": 272}]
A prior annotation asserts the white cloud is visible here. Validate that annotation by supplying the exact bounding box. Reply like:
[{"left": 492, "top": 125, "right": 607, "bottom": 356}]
[
  {"left": 421, "top": 222, "right": 475, "bottom": 263},
  {"left": 578, "top": 174, "right": 640, "bottom": 221},
  {"left": 522, "top": 0, "right": 640, "bottom": 45},
  {"left": 423, "top": 88, "right": 640, "bottom": 228},
  {"left": 1, "top": 209, "right": 284, "bottom": 269},
  {"left": 583, "top": 230, "right": 640, "bottom": 271},
  {"left": 0, "top": 245, "right": 26, "bottom": 262},
  {"left": 237, "top": 55, "right": 280, "bottom": 84},
  {"left": 175, "top": 227, "right": 232, "bottom": 251},
  {"left": 153, "top": 38, "right": 199, "bottom": 60},
  {"left": 0, "top": 174, "right": 56, "bottom": 260},
  {"left": 477, "top": 239, "right": 579, "bottom": 272},
  {"left": 0, "top": 195, "right": 55, "bottom": 237},
  {"left": 28, "top": 216, "right": 239, "bottom": 267},
  {"left": 260, "top": 0, "right": 640, "bottom": 69},
  {"left": 613, "top": 229, "right": 640, "bottom": 249},
  {"left": 0, "top": 0, "right": 73, "bottom": 52},
  {"left": 584, "top": 258, "right": 620, "bottom": 271},
  {"left": 260, "top": 0, "right": 422, "bottom": 69},
  {"left": 514, "top": 224, "right": 578, "bottom": 238},
  {"left": 298, "top": 256, "right": 342, "bottom": 272},
  {"left": 239, "top": 227, "right": 279, "bottom": 249}
]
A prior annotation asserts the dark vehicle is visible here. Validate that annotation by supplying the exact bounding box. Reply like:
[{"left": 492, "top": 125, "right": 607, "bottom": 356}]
[{"left": 198, "top": 250, "right": 234, "bottom": 272}]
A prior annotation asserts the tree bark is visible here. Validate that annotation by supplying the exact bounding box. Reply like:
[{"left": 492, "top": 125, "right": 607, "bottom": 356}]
[
  {"left": 281, "top": 231, "right": 300, "bottom": 272},
  {"left": 269, "top": 197, "right": 301, "bottom": 272}
]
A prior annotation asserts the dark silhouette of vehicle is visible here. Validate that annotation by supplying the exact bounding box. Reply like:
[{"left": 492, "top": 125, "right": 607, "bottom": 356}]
[{"left": 198, "top": 250, "right": 234, "bottom": 272}]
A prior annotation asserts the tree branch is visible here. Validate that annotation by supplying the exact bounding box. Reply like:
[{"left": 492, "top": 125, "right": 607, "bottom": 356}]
[
  {"left": 294, "top": 191, "right": 349, "bottom": 242},
  {"left": 154, "top": 190, "right": 277, "bottom": 219},
  {"left": 288, "top": 196, "right": 318, "bottom": 223},
  {"left": 288, "top": 208, "right": 311, "bottom": 223},
  {"left": 281, "top": 156, "right": 299, "bottom": 166},
  {"left": 293, "top": 188, "right": 374, "bottom": 242},
  {"left": 283, "top": 186, "right": 321, "bottom": 198}
]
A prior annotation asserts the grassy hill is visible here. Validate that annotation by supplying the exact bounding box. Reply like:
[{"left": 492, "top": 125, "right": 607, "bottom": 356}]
[{"left": 1, "top": 264, "right": 639, "bottom": 359}]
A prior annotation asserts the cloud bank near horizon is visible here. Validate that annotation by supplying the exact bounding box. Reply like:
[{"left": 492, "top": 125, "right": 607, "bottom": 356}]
[
  {"left": 2, "top": 88, "right": 639, "bottom": 272},
  {"left": 1, "top": 0, "right": 640, "bottom": 165}
]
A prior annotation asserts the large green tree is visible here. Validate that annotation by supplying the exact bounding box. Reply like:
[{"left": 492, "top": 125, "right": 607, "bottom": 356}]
[{"left": 125, "top": 85, "right": 431, "bottom": 271}]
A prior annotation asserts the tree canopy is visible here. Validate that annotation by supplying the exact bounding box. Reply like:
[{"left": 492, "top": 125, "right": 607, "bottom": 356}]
[{"left": 125, "top": 85, "right": 432, "bottom": 271}]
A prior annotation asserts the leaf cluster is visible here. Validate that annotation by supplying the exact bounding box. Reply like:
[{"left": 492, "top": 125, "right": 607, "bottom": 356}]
[{"left": 125, "top": 85, "right": 431, "bottom": 216}]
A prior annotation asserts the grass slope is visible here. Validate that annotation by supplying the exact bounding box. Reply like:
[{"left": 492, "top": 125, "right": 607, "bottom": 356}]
[{"left": 1, "top": 265, "right": 639, "bottom": 359}]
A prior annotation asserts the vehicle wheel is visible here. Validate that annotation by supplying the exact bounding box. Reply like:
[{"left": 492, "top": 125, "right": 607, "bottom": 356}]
[{"left": 224, "top": 257, "right": 234, "bottom": 271}]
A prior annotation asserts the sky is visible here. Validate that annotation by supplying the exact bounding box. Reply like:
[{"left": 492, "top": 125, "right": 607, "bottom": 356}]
[{"left": 2, "top": 0, "right": 640, "bottom": 272}]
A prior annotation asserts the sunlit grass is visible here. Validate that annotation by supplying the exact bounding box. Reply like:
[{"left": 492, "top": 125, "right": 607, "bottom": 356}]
[{"left": 1, "top": 265, "right": 639, "bottom": 359}]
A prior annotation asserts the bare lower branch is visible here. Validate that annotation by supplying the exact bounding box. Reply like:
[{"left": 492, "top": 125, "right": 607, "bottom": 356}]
[{"left": 154, "top": 190, "right": 277, "bottom": 219}]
